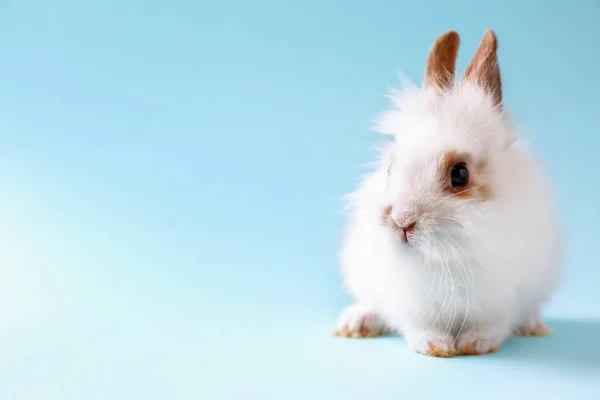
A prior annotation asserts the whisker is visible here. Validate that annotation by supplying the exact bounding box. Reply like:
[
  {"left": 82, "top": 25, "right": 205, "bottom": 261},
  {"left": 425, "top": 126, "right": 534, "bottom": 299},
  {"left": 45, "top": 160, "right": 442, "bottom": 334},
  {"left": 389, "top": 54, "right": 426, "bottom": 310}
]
[
  {"left": 421, "top": 239, "right": 451, "bottom": 348},
  {"left": 431, "top": 187, "right": 475, "bottom": 209},
  {"left": 436, "top": 224, "right": 474, "bottom": 286},
  {"left": 434, "top": 227, "right": 473, "bottom": 351},
  {"left": 439, "top": 216, "right": 472, "bottom": 235},
  {"left": 333, "top": 284, "right": 346, "bottom": 300},
  {"left": 438, "top": 242, "right": 457, "bottom": 348}
]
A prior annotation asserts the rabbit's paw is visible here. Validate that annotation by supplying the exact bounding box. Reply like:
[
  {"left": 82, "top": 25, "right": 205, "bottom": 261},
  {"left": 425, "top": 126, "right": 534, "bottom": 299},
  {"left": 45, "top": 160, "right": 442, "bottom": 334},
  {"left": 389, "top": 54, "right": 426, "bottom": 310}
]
[
  {"left": 455, "top": 330, "right": 504, "bottom": 355},
  {"left": 405, "top": 329, "right": 457, "bottom": 358},
  {"left": 514, "top": 316, "right": 551, "bottom": 337},
  {"left": 332, "top": 304, "right": 387, "bottom": 338}
]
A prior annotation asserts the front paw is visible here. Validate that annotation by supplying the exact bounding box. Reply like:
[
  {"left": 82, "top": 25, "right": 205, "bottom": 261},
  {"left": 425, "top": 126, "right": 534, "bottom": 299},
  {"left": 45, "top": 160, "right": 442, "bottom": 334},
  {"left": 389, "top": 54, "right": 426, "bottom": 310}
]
[
  {"left": 455, "top": 331, "right": 503, "bottom": 356},
  {"left": 332, "top": 304, "right": 387, "bottom": 338},
  {"left": 404, "top": 329, "right": 457, "bottom": 358},
  {"left": 514, "top": 318, "right": 551, "bottom": 337}
]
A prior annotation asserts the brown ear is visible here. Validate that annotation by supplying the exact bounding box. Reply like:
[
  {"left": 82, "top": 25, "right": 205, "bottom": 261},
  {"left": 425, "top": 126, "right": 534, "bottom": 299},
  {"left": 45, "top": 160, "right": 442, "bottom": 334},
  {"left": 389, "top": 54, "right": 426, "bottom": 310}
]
[
  {"left": 424, "top": 30, "right": 460, "bottom": 91},
  {"left": 464, "top": 29, "right": 502, "bottom": 106}
]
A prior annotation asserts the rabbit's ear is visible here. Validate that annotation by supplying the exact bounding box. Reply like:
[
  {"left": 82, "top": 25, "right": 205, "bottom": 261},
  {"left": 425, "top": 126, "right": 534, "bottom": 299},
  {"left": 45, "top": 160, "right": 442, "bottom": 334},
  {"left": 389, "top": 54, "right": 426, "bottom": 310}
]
[
  {"left": 464, "top": 29, "right": 502, "bottom": 107},
  {"left": 424, "top": 30, "right": 460, "bottom": 91}
]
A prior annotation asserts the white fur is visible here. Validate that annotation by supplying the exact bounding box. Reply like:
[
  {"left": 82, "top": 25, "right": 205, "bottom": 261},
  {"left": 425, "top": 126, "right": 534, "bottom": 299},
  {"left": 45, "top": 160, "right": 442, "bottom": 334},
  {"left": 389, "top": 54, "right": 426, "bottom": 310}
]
[{"left": 338, "top": 79, "right": 563, "bottom": 355}]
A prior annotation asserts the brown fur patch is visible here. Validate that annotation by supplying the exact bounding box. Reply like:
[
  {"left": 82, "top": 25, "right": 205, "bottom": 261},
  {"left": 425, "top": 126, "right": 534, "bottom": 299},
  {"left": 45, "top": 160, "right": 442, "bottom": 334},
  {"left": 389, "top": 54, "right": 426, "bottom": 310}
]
[
  {"left": 332, "top": 326, "right": 384, "bottom": 339},
  {"left": 427, "top": 343, "right": 457, "bottom": 358},
  {"left": 381, "top": 205, "right": 393, "bottom": 225},
  {"left": 457, "top": 342, "right": 477, "bottom": 355},
  {"left": 514, "top": 321, "right": 551, "bottom": 337},
  {"left": 332, "top": 314, "right": 390, "bottom": 339},
  {"left": 438, "top": 149, "right": 492, "bottom": 201},
  {"left": 456, "top": 343, "right": 500, "bottom": 356},
  {"left": 464, "top": 29, "right": 502, "bottom": 107},
  {"left": 424, "top": 30, "right": 460, "bottom": 91}
]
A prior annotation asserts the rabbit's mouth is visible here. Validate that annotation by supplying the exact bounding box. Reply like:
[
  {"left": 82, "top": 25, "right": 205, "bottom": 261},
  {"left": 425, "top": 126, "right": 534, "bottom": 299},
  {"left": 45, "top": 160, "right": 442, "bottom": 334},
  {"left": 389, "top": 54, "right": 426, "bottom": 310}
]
[
  {"left": 397, "top": 228, "right": 416, "bottom": 246},
  {"left": 404, "top": 231, "right": 417, "bottom": 246},
  {"left": 394, "top": 225, "right": 420, "bottom": 249}
]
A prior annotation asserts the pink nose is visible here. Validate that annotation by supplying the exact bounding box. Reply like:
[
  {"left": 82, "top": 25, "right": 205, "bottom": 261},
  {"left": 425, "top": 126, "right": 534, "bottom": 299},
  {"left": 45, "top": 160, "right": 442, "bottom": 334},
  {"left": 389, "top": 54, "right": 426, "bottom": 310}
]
[{"left": 394, "top": 210, "right": 419, "bottom": 239}]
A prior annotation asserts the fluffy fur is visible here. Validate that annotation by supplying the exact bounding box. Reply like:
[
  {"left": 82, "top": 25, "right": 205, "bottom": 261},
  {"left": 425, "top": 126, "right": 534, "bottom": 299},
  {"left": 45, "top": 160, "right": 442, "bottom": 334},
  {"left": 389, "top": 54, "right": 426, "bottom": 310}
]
[{"left": 334, "top": 30, "right": 563, "bottom": 357}]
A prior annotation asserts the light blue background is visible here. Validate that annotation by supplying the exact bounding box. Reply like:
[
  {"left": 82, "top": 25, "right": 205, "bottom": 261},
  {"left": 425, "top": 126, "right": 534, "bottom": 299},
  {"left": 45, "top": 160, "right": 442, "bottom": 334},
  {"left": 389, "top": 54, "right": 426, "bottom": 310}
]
[{"left": 0, "top": 0, "right": 599, "bottom": 399}]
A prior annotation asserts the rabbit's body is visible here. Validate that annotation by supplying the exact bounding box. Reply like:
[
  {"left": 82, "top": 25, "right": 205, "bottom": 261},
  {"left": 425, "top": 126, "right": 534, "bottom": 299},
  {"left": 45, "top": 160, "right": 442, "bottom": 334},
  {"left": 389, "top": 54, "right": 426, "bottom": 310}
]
[{"left": 334, "top": 30, "right": 563, "bottom": 357}]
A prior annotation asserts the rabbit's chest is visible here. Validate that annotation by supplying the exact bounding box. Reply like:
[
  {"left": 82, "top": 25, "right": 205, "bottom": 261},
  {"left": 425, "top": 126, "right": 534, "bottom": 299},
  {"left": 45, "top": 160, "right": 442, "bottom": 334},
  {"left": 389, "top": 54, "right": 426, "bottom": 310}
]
[{"left": 402, "top": 259, "right": 510, "bottom": 324}]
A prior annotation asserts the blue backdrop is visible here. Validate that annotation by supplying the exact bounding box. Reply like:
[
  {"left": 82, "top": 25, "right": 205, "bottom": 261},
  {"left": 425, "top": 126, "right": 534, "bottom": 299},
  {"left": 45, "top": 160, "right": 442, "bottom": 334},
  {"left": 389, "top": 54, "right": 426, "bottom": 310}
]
[{"left": 0, "top": 1, "right": 599, "bottom": 399}]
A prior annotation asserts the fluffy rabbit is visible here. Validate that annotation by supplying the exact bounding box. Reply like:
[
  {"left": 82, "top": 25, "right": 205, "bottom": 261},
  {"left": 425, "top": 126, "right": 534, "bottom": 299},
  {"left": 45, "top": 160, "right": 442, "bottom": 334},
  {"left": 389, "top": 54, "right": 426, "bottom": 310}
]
[{"left": 333, "top": 30, "right": 563, "bottom": 357}]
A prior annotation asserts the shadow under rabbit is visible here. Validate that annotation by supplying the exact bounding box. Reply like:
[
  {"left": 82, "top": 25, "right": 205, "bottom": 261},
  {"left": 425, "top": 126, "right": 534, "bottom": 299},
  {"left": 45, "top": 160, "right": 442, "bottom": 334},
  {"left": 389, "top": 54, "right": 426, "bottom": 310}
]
[{"left": 351, "top": 318, "right": 600, "bottom": 370}]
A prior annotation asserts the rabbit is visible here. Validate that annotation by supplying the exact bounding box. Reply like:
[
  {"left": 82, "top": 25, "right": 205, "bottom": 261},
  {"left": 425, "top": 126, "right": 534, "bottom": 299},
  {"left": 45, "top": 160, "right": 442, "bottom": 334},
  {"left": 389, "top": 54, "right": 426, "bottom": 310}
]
[{"left": 333, "top": 29, "right": 563, "bottom": 357}]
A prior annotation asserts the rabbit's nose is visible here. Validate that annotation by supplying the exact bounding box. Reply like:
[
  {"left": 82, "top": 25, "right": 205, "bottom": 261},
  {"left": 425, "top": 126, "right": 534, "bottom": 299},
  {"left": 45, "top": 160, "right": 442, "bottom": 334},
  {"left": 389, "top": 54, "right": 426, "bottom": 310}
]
[
  {"left": 394, "top": 209, "right": 420, "bottom": 242},
  {"left": 394, "top": 209, "right": 419, "bottom": 229}
]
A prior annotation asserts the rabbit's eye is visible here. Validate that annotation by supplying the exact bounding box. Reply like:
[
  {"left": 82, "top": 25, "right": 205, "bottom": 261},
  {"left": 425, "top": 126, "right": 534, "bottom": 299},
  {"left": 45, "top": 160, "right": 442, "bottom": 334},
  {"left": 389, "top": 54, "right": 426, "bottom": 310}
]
[{"left": 450, "top": 163, "right": 469, "bottom": 187}]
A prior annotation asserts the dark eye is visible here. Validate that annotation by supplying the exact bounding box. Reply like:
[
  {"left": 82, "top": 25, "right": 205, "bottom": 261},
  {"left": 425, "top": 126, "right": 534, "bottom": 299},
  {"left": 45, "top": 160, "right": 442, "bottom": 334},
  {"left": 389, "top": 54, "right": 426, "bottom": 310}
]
[{"left": 450, "top": 163, "right": 469, "bottom": 187}]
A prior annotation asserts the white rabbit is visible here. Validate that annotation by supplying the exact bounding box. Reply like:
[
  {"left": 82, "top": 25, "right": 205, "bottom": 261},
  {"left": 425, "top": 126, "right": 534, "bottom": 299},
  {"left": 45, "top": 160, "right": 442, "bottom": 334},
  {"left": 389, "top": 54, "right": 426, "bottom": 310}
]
[{"left": 334, "top": 29, "right": 563, "bottom": 357}]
